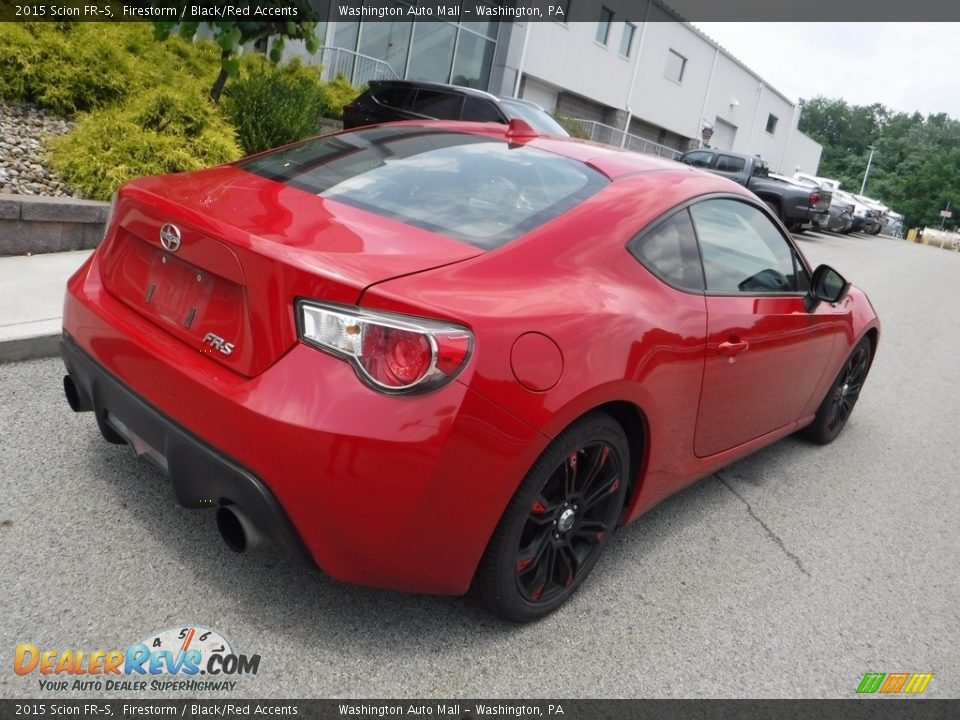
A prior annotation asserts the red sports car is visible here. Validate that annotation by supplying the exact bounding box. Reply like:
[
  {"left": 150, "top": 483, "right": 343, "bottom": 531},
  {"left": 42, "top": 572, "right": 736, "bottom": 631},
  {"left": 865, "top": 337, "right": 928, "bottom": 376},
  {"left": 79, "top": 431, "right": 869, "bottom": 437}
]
[{"left": 62, "top": 120, "right": 879, "bottom": 621}]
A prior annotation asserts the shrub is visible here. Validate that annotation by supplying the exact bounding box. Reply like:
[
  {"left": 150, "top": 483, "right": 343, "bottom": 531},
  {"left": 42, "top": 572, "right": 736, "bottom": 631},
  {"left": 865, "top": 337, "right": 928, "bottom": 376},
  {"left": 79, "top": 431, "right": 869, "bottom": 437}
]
[
  {"left": 222, "top": 56, "right": 328, "bottom": 155},
  {"left": 48, "top": 87, "right": 241, "bottom": 200},
  {"left": 0, "top": 23, "right": 221, "bottom": 116},
  {"left": 320, "top": 75, "right": 362, "bottom": 120}
]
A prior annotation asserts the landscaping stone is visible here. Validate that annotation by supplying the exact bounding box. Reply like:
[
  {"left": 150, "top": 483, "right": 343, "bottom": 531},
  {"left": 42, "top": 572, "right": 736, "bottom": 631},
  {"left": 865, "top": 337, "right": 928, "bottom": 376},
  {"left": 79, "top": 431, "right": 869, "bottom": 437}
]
[{"left": 0, "top": 102, "right": 74, "bottom": 198}]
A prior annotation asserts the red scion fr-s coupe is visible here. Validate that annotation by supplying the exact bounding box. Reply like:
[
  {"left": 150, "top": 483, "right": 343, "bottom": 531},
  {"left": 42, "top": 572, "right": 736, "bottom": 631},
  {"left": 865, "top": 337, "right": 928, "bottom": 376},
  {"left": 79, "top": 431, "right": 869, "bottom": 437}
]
[{"left": 62, "top": 120, "right": 879, "bottom": 622}]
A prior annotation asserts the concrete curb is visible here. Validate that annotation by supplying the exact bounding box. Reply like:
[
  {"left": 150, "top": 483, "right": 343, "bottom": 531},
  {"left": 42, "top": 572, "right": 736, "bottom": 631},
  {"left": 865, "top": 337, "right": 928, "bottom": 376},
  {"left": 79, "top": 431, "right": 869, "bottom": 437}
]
[
  {"left": 0, "top": 332, "right": 61, "bottom": 363},
  {"left": 0, "top": 193, "right": 109, "bottom": 256}
]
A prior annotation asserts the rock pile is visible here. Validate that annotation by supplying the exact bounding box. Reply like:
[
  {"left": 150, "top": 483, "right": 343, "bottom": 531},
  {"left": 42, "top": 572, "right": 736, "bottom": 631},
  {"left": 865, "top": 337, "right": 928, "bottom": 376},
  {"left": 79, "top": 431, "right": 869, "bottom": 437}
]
[{"left": 0, "top": 102, "right": 74, "bottom": 197}]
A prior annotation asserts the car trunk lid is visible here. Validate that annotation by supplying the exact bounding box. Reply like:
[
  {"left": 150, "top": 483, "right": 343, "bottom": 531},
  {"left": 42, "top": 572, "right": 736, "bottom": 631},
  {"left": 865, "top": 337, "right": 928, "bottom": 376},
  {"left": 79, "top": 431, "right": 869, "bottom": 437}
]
[{"left": 98, "top": 166, "right": 482, "bottom": 377}]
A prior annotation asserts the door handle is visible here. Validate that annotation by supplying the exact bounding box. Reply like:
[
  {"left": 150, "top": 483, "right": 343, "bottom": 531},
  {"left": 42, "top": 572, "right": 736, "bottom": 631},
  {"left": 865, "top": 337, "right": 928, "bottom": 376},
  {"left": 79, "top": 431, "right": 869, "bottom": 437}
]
[{"left": 718, "top": 339, "right": 749, "bottom": 357}]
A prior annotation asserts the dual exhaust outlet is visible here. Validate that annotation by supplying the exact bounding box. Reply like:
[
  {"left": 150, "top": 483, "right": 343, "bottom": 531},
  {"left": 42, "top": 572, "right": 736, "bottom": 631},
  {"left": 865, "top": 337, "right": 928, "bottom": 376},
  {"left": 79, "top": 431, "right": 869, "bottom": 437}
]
[{"left": 63, "top": 374, "right": 267, "bottom": 554}]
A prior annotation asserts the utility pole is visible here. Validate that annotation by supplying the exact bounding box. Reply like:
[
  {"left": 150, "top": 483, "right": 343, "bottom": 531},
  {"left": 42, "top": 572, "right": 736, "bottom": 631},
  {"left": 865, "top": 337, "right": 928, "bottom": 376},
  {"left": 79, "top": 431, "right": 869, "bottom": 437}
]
[{"left": 860, "top": 145, "right": 876, "bottom": 195}]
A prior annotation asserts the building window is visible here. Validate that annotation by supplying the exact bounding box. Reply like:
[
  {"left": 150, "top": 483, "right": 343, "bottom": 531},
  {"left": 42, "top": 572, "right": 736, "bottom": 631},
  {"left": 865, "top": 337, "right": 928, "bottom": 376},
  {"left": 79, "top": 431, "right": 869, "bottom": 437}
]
[
  {"left": 596, "top": 7, "right": 613, "bottom": 45},
  {"left": 451, "top": 28, "right": 496, "bottom": 89},
  {"left": 665, "top": 49, "right": 686, "bottom": 83},
  {"left": 766, "top": 114, "right": 779, "bottom": 134},
  {"left": 620, "top": 23, "right": 636, "bottom": 57},
  {"left": 407, "top": 23, "right": 457, "bottom": 84}
]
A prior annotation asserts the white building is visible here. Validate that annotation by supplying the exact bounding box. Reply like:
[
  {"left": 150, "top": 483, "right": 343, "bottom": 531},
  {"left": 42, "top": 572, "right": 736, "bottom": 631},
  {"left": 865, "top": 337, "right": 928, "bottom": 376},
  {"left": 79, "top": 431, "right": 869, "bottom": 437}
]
[{"left": 308, "top": 1, "right": 822, "bottom": 174}]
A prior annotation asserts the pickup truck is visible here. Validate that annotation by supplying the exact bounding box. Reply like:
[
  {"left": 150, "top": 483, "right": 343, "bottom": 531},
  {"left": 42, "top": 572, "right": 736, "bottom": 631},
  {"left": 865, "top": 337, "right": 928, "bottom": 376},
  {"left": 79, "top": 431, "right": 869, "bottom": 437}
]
[{"left": 679, "top": 149, "right": 831, "bottom": 231}]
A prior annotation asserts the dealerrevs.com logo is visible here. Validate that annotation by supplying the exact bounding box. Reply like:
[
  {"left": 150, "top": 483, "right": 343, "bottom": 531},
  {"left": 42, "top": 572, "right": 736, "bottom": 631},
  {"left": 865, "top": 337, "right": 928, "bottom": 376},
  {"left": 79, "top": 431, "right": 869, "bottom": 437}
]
[{"left": 14, "top": 626, "right": 260, "bottom": 693}]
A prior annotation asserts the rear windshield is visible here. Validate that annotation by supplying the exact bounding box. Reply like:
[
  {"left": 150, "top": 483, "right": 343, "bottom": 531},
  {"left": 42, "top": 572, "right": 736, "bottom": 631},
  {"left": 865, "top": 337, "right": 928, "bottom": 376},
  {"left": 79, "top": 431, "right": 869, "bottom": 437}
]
[{"left": 237, "top": 127, "right": 607, "bottom": 249}]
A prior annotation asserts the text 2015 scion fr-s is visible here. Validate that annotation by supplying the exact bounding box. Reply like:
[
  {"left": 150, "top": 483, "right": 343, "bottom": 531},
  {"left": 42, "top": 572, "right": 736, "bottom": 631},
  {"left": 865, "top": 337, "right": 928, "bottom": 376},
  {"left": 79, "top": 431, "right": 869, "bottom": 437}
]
[{"left": 62, "top": 120, "right": 879, "bottom": 622}]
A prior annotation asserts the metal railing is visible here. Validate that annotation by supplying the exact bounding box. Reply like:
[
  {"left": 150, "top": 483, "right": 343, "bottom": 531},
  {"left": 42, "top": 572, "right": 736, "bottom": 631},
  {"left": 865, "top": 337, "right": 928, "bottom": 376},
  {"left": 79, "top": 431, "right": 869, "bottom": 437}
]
[
  {"left": 307, "top": 46, "right": 401, "bottom": 87},
  {"left": 565, "top": 118, "right": 684, "bottom": 160}
]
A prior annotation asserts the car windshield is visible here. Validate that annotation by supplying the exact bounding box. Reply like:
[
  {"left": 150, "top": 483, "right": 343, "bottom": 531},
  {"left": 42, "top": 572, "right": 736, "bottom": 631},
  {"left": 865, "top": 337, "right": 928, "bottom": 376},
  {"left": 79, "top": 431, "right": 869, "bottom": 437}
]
[
  {"left": 497, "top": 98, "right": 570, "bottom": 136},
  {"left": 237, "top": 127, "right": 606, "bottom": 249}
]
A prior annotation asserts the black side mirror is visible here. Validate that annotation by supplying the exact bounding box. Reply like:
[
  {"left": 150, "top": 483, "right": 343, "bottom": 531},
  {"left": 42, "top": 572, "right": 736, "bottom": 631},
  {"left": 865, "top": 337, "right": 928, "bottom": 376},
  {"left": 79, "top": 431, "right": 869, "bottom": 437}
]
[{"left": 809, "top": 264, "right": 850, "bottom": 306}]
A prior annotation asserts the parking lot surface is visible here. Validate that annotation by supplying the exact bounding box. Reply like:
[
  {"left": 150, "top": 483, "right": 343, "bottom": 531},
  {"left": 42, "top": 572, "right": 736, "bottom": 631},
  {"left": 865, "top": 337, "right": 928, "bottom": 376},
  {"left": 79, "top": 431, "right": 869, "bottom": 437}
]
[{"left": 1, "top": 231, "right": 957, "bottom": 699}]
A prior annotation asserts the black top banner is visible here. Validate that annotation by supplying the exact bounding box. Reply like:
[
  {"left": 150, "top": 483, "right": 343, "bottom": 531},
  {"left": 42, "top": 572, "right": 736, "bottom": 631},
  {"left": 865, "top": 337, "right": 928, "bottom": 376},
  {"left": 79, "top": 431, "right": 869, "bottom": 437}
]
[{"left": 2, "top": 0, "right": 960, "bottom": 22}]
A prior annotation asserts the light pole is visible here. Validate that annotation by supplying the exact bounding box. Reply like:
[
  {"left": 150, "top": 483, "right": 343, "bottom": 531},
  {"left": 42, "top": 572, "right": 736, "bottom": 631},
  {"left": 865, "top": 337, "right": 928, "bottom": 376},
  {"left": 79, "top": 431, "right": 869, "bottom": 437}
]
[{"left": 860, "top": 145, "right": 876, "bottom": 195}]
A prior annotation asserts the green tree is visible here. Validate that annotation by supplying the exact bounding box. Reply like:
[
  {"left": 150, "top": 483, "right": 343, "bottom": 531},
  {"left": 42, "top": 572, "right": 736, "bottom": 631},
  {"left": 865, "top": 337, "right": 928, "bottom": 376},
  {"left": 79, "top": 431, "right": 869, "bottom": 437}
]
[
  {"left": 799, "top": 95, "right": 960, "bottom": 229},
  {"left": 152, "top": 2, "right": 320, "bottom": 102}
]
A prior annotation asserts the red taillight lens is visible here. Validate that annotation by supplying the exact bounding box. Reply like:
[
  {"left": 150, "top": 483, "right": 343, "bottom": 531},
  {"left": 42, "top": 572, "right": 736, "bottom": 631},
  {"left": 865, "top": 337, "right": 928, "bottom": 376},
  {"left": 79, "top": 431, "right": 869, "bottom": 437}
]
[
  {"left": 360, "top": 325, "right": 433, "bottom": 387},
  {"left": 810, "top": 191, "right": 820, "bottom": 205},
  {"left": 297, "top": 300, "right": 473, "bottom": 393}
]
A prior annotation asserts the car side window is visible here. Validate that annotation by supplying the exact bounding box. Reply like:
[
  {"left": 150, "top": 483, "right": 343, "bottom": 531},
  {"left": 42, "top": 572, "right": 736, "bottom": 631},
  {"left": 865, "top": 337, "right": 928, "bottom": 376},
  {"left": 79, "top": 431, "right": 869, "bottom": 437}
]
[
  {"left": 715, "top": 155, "right": 745, "bottom": 173},
  {"left": 462, "top": 96, "right": 505, "bottom": 123},
  {"left": 409, "top": 90, "right": 465, "bottom": 120},
  {"left": 628, "top": 208, "right": 704, "bottom": 292},
  {"left": 374, "top": 87, "right": 413, "bottom": 110},
  {"left": 681, "top": 151, "right": 713, "bottom": 168},
  {"left": 689, "top": 199, "right": 810, "bottom": 294}
]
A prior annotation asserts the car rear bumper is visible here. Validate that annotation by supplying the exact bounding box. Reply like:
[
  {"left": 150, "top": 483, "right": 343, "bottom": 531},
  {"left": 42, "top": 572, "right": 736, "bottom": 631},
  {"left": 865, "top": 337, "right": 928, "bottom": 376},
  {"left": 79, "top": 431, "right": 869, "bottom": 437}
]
[
  {"left": 62, "top": 251, "right": 546, "bottom": 594},
  {"left": 62, "top": 333, "right": 314, "bottom": 562}
]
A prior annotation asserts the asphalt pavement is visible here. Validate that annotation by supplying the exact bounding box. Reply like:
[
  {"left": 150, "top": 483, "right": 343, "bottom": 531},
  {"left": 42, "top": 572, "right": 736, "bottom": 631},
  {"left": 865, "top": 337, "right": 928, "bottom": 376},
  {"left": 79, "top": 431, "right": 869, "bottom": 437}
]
[{"left": 0, "top": 231, "right": 957, "bottom": 699}]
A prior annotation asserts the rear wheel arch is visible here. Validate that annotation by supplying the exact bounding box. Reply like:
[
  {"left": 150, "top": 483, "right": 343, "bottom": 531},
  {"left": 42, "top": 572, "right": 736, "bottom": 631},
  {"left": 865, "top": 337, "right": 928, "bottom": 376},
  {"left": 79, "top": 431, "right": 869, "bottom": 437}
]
[
  {"left": 592, "top": 401, "right": 648, "bottom": 520},
  {"left": 536, "top": 399, "right": 649, "bottom": 520}
]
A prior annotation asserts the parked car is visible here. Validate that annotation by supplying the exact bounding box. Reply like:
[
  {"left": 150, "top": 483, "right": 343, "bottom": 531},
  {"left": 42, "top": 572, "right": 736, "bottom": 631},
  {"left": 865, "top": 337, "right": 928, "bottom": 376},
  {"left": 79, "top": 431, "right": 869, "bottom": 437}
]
[
  {"left": 832, "top": 190, "right": 882, "bottom": 234},
  {"left": 786, "top": 174, "right": 854, "bottom": 233},
  {"left": 343, "top": 79, "right": 569, "bottom": 136},
  {"left": 62, "top": 121, "right": 879, "bottom": 622},
  {"left": 854, "top": 195, "right": 889, "bottom": 235},
  {"left": 884, "top": 211, "right": 905, "bottom": 237},
  {"left": 679, "top": 149, "right": 831, "bottom": 231}
]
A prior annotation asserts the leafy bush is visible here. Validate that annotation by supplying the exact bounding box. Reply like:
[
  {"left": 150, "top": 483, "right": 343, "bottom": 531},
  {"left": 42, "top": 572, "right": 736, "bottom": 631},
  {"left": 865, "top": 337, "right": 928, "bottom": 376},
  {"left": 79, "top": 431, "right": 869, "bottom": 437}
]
[
  {"left": 48, "top": 87, "right": 241, "bottom": 200},
  {"left": 0, "top": 23, "right": 221, "bottom": 116},
  {"left": 320, "top": 75, "right": 362, "bottom": 120},
  {"left": 222, "top": 56, "right": 328, "bottom": 154}
]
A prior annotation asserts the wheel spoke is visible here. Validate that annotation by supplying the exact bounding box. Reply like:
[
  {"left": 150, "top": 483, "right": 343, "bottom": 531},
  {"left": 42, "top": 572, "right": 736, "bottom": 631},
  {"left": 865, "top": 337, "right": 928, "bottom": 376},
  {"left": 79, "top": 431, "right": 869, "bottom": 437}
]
[
  {"left": 584, "top": 474, "right": 621, "bottom": 511},
  {"left": 527, "top": 496, "right": 561, "bottom": 526},
  {"left": 562, "top": 452, "right": 578, "bottom": 498},
  {"left": 572, "top": 517, "right": 606, "bottom": 541},
  {"left": 517, "top": 527, "right": 552, "bottom": 575},
  {"left": 579, "top": 445, "right": 611, "bottom": 498},
  {"left": 556, "top": 543, "right": 578, "bottom": 588}
]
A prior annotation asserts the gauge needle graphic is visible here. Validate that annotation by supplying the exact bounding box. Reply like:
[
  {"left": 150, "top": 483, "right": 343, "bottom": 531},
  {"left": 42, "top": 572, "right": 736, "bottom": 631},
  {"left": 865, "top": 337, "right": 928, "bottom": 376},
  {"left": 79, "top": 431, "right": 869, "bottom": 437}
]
[{"left": 180, "top": 627, "right": 196, "bottom": 654}]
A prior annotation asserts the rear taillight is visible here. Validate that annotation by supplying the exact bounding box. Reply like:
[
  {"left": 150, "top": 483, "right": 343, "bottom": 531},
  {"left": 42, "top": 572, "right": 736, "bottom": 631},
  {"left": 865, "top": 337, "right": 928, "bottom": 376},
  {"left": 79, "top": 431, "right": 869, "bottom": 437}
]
[
  {"left": 343, "top": 104, "right": 358, "bottom": 115},
  {"left": 809, "top": 191, "right": 820, "bottom": 205},
  {"left": 296, "top": 300, "right": 472, "bottom": 394}
]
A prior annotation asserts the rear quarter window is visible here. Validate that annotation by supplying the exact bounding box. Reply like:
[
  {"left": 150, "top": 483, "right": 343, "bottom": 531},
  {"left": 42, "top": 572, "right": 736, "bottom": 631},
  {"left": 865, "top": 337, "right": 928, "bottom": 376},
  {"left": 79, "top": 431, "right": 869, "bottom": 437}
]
[{"left": 409, "top": 90, "right": 464, "bottom": 119}]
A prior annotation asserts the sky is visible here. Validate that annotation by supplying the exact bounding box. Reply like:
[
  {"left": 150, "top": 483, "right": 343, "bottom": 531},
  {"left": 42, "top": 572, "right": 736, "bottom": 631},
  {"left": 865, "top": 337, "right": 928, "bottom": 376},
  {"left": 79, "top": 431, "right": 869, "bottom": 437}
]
[{"left": 691, "top": 23, "right": 960, "bottom": 120}]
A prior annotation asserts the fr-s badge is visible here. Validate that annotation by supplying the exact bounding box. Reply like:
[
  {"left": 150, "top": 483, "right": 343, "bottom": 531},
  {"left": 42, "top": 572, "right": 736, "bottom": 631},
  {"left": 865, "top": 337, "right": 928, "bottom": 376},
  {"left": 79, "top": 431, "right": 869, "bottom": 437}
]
[{"left": 203, "top": 332, "right": 235, "bottom": 356}]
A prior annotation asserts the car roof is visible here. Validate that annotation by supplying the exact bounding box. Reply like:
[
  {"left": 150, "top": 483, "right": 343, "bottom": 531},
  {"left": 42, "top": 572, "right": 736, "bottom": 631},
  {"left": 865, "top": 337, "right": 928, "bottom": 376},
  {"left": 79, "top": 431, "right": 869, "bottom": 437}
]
[{"left": 369, "top": 79, "right": 499, "bottom": 102}]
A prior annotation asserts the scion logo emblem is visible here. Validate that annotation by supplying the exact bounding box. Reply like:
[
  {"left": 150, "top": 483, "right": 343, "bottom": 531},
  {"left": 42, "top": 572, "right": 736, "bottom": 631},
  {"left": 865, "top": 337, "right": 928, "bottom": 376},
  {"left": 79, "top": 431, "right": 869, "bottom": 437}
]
[{"left": 160, "top": 223, "right": 181, "bottom": 252}]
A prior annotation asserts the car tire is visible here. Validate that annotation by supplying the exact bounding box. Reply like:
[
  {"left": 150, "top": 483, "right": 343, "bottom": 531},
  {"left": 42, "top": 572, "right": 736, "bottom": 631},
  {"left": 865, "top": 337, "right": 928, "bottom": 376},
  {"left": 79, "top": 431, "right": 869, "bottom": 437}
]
[
  {"left": 472, "top": 412, "right": 630, "bottom": 622},
  {"left": 802, "top": 337, "right": 873, "bottom": 445},
  {"left": 763, "top": 199, "right": 782, "bottom": 223}
]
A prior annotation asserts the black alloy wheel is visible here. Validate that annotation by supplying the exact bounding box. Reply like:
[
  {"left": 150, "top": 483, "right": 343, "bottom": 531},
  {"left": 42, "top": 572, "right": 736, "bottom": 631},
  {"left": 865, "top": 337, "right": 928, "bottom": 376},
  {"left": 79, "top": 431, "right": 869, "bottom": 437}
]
[
  {"left": 473, "top": 412, "right": 630, "bottom": 622},
  {"left": 803, "top": 337, "right": 873, "bottom": 444}
]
